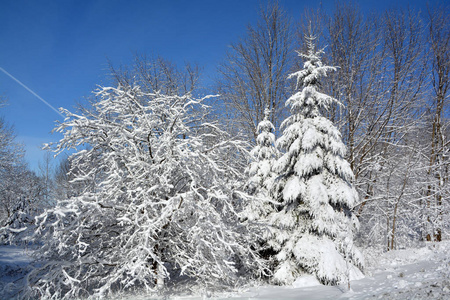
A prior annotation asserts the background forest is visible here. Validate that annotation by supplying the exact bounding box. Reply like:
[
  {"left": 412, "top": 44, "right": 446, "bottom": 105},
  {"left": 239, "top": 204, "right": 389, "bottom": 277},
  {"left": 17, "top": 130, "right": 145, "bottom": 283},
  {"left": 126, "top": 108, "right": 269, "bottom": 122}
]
[
  {"left": 216, "top": 1, "right": 449, "bottom": 251},
  {"left": 0, "top": 1, "right": 449, "bottom": 299}
]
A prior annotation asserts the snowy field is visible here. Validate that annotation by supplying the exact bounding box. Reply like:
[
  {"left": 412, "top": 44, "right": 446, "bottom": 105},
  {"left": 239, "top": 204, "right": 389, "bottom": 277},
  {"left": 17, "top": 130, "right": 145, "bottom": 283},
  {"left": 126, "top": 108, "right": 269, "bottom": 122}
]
[{"left": 1, "top": 241, "right": 449, "bottom": 299}]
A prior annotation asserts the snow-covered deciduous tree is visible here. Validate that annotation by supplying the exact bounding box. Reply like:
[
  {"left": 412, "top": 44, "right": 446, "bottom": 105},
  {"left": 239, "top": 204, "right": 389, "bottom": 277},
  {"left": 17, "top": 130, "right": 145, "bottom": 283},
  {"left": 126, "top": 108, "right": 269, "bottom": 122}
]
[
  {"left": 53, "top": 156, "right": 88, "bottom": 201},
  {"left": 0, "top": 117, "right": 26, "bottom": 225},
  {"left": 0, "top": 166, "right": 46, "bottom": 245},
  {"left": 423, "top": 4, "right": 450, "bottom": 242},
  {"left": 24, "top": 84, "right": 263, "bottom": 299},
  {"left": 268, "top": 35, "right": 364, "bottom": 285},
  {"left": 217, "top": 3, "right": 293, "bottom": 140},
  {"left": 0, "top": 107, "right": 48, "bottom": 244}
]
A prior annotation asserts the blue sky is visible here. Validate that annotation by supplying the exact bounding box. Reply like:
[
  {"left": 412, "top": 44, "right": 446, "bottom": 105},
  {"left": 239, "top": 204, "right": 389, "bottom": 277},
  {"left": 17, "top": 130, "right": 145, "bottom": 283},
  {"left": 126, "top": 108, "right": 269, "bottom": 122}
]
[{"left": 0, "top": 0, "right": 440, "bottom": 171}]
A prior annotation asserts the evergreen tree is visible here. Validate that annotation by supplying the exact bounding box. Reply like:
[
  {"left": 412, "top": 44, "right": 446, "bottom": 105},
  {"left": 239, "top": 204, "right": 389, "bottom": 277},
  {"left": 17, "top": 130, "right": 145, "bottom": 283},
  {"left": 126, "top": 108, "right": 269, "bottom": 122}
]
[
  {"left": 241, "top": 108, "right": 278, "bottom": 272},
  {"left": 269, "top": 35, "right": 364, "bottom": 285},
  {"left": 244, "top": 108, "right": 278, "bottom": 222}
]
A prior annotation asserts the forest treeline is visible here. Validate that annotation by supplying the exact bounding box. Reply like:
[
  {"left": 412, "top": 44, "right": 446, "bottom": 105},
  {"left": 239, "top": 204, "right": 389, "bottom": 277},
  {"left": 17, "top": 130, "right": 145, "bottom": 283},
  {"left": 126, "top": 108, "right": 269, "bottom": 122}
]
[
  {"left": 0, "top": 1, "right": 448, "bottom": 299},
  {"left": 217, "top": 1, "right": 450, "bottom": 249}
]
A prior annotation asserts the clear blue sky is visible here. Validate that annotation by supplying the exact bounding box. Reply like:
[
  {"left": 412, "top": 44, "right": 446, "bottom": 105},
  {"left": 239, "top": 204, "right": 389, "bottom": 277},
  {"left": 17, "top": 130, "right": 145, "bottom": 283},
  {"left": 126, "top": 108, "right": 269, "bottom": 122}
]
[{"left": 0, "top": 0, "right": 440, "bottom": 172}]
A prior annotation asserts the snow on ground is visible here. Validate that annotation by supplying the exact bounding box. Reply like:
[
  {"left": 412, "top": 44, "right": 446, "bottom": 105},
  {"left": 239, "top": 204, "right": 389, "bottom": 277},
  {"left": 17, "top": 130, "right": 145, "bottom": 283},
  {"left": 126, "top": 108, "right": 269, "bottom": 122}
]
[
  {"left": 131, "top": 241, "right": 450, "bottom": 300},
  {"left": 0, "top": 245, "right": 33, "bottom": 299},
  {"left": 240, "top": 241, "right": 449, "bottom": 300},
  {"left": 1, "top": 241, "right": 449, "bottom": 299}
]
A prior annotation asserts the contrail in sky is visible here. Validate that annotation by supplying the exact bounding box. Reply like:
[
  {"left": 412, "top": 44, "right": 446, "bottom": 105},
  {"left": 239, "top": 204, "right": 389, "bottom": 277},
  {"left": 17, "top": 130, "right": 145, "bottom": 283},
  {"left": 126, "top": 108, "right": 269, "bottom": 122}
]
[{"left": 0, "top": 66, "right": 65, "bottom": 118}]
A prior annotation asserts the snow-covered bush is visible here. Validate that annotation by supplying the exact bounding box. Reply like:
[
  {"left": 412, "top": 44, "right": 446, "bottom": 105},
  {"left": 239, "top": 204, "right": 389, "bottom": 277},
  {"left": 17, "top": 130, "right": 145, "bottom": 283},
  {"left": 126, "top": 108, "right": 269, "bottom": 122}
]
[
  {"left": 23, "top": 85, "right": 263, "bottom": 299},
  {"left": 268, "top": 35, "right": 364, "bottom": 285}
]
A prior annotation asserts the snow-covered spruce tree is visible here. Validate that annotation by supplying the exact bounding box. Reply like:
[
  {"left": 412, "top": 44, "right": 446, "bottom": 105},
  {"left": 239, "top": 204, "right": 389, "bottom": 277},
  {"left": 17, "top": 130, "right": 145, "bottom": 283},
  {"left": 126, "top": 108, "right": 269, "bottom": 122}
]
[
  {"left": 240, "top": 108, "right": 278, "bottom": 271},
  {"left": 243, "top": 107, "right": 278, "bottom": 221},
  {"left": 24, "top": 84, "right": 263, "bottom": 299},
  {"left": 268, "top": 35, "right": 364, "bottom": 285}
]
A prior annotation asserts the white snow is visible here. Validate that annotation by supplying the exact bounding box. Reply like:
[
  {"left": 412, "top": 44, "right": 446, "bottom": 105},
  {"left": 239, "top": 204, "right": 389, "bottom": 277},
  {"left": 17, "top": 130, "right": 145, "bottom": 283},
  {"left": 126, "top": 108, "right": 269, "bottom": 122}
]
[
  {"left": 282, "top": 176, "right": 304, "bottom": 202},
  {"left": 0, "top": 245, "right": 33, "bottom": 298},
  {"left": 0, "top": 246, "right": 32, "bottom": 265},
  {"left": 209, "top": 241, "right": 449, "bottom": 300},
  {"left": 292, "top": 275, "right": 321, "bottom": 288},
  {"left": 2, "top": 241, "right": 449, "bottom": 299}
]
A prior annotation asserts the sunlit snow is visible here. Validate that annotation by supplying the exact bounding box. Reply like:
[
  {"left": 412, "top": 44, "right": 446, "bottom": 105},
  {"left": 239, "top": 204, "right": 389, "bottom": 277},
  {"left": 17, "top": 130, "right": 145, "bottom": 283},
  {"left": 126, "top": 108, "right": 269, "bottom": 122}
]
[{"left": 1, "top": 241, "right": 449, "bottom": 299}]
